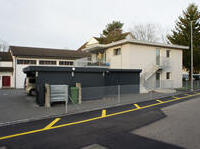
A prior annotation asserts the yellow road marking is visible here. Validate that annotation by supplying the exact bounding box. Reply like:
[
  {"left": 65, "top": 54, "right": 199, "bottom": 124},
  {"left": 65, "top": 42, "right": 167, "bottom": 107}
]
[
  {"left": 0, "top": 92, "right": 199, "bottom": 141},
  {"left": 0, "top": 128, "right": 47, "bottom": 140},
  {"left": 101, "top": 109, "right": 106, "bottom": 117},
  {"left": 134, "top": 104, "right": 141, "bottom": 109},
  {"left": 172, "top": 96, "right": 181, "bottom": 99},
  {"left": 44, "top": 118, "right": 61, "bottom": 130},
  {"left": 156, "top": 100, "right": 164, "bottom": 103},
  {"left": 185, "top": 93, "right": 192, "bottom": 96}
]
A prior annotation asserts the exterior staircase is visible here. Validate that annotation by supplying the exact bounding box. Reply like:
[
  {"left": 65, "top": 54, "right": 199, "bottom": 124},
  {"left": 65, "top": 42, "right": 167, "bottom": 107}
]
[
  {"left": 140, "top": 57, "right": 171, "bottom": 93},
  {"left": 140, "top": 64, "right": 162, "bottom": 93},
  {"left": 142, "top": 65, "right": 161, "bottom": 81}
]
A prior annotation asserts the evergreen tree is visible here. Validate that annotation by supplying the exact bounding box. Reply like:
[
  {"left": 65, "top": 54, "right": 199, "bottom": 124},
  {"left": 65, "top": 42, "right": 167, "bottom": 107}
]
[
  {"left": 167, "top": 3, "right": 200, "bottom": 74},
  {"left": 99, "top": 21, "right": 124, "bottom": 44}
]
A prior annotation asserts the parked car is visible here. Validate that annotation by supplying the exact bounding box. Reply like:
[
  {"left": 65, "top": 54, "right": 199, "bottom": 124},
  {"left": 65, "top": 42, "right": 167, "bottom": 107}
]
[
  {"left": 24, "top": 77, "right": 36, "bottom": 96},
  {"left": 193, "top": 74, "right": 200, "bottom": 80},
  {"left": 183, "top": 74, "right": 200, "bottom": 81},
  {"left": 183, "top": 74, "right": 189, "bottom": 81}
]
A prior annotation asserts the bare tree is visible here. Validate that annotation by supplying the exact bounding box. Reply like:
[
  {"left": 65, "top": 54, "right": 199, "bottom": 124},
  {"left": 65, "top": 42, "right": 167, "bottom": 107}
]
[
  {"left": 0, "top": 39, "right": 9, "bottom": 52},
  {"left": 129, "top": 23, "right": 168, "bottom": 43}
]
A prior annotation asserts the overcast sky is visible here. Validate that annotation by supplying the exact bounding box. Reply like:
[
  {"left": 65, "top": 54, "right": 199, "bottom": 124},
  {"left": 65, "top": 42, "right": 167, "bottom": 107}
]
[{"left": 0, "top": 0, "right": 199, "bottom": 50}]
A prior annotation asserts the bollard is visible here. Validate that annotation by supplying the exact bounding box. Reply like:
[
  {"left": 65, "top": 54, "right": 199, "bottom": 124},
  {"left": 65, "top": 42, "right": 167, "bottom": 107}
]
[
  {"left": 118, "top": 85, "right": 120, "bottom": 103},
  {"left": 45, "top": 84, "right": 51, "bottom": 108},
  {"left": 76, "top": 83, "right": 82, "bottom": 104},
  {"left": 101, "top": 109, "right": 106, "bottom": 117}
]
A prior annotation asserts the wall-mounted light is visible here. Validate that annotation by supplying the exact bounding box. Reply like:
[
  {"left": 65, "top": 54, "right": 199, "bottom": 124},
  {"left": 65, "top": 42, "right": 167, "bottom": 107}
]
[{"left": 72, "top": 67, "right": 75, "bottom": 77}]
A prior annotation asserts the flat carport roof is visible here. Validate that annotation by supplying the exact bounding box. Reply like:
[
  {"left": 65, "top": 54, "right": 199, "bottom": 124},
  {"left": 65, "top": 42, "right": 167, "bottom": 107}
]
[{"left": 23, "top": 66, "right": 142, "bottom": 73}]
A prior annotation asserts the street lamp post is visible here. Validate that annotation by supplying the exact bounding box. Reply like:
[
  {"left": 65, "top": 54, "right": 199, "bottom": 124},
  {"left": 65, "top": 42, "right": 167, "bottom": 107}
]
[{"left": 190, "top": 21, "right": 193, "bottom": 91}]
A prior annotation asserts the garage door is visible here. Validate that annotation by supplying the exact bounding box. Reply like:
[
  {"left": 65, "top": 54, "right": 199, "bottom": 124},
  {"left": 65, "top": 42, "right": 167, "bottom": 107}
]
[{"left": 2, "top": 76, "right": 11, "bottom": 87}]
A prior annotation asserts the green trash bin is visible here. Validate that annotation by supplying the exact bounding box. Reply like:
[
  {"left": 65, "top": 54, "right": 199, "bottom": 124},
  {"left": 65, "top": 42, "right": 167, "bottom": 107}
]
[{"left": 70, "top": 87, "right": 79, "bottom": 104}]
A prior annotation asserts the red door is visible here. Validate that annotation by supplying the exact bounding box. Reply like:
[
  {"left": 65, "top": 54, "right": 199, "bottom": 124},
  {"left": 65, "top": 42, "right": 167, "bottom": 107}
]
[{"left": 2, "top": 76, "right": 11, "bottom": 87}]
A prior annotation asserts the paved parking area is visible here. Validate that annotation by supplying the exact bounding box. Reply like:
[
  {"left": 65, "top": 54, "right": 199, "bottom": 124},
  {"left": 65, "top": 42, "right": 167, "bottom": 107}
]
[
  {"left": 0, "top": 89, "right": 66, "bottom": 125},
  {"left": 0, "top": 89, "right": 186, "bottom": 126}
]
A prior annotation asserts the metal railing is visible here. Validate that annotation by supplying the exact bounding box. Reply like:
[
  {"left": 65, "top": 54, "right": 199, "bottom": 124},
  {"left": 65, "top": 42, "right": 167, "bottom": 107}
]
[
  {"left": 74, "top": 58, "right": 109, "bottom": 68},
  {"left": 65, "top": 82, "right": 195, "bottom": 114}
]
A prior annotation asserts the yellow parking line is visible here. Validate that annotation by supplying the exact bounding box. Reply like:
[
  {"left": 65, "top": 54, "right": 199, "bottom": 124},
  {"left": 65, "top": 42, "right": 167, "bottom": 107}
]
[
  {"left": 156, "top": 100, "right": 164, "bottom": 103},
  {"left": 185, "top": 93, "right": 193, "bottom": 97},
  {"left": 134, "top": 104, "right": 141, "bottom": 109},
  {"left": 44, "top": 118, "right": 61, "bottom": 130},
  {"left": 0, "top": 92, "right": 200, "bottom": 141},
  {"left": 172, "top": 96, "right": 181, "bottom": 99}
]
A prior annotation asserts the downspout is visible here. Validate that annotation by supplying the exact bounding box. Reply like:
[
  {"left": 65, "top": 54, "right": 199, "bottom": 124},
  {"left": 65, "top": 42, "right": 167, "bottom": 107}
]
[
  {"left": 10, "top": 49, "right": 17, "bottom": 89},
  {"left": 121, "top": 47, "right": 122, "bottom": 69},
  {"left": 15, "top": 57, "right": 17, "bottom": 88}
]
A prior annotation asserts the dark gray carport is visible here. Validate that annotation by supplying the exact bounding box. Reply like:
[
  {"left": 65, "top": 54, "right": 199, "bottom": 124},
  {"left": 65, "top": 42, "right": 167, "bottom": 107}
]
[{"left": 24, "top": 66, "right": 142, "bottom": 106}]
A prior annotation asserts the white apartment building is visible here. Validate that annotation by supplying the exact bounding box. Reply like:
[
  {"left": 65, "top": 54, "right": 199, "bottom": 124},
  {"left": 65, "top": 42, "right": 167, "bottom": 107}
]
[
  {"left": 78, "top": 33, "right": 189, "bottom": 92},
  {"left": 0, "top": 33, "right": 188, "bottom": 92}
]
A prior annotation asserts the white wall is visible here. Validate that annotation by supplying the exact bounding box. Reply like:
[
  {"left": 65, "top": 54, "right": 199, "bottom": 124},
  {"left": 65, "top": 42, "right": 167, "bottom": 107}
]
[
  {"left": 105, "top": 44, "right": 157, "bottom": 70},
  {"left": 0, "top": 61, "right": 12, "bottom": 67},
  {"left": 104, "top": 45, "right": 130, "bottom": 69},
  {"left": 15, "top": 64, "right": 30, "bottom": 88},
  {"left": 14, "top": 57, "right": 75, "bottom": 88},
  {"left": 160, "top": 49, "right": 183, "bottom": 88}
]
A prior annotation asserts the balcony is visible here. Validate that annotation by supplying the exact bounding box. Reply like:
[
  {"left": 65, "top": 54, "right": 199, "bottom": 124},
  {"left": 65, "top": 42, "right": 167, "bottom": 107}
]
[{"left": 74, "top": 58, "right": 110, "bottom": 68}]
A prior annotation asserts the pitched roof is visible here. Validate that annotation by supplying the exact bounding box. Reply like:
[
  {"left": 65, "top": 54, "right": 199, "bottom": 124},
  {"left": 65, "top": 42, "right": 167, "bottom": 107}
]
[
  {"left": 77, "top": 42, "right": 88, "bottom": 51},
  {"left": 10, "top": 46, "right": 88, "bottom": 59},
  {"left": 81, "top": 39, "right": 189, "bottom": 52},
  {"left": 0, "top": 52, "right": 12, "bottom": 61},
  {"left": 77, "top": 32, "right": 134, "bottom": 51},
  {"left": 0, "top": 67, "right": 13, "bottom": 72}
]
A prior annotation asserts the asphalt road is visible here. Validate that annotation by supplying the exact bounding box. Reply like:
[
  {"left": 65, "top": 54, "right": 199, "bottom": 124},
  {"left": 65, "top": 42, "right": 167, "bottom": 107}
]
[
  {"left": 133, "top": 96, "right": 200, "bottom": 149},
  {"left": 0, "top": 91, "right": 199, "bottom": 149}
]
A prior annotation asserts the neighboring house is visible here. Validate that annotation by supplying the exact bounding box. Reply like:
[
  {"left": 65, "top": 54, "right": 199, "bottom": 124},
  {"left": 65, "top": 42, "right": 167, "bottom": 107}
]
[
  {"left": 8, "top": 46, "right": 87, "bottom": 89},
  {"left": 0, "top": 52, "right": 14, "bottom": 88},
  {"left": 78, "top": 33, "right": 189, "bottom": 92}
]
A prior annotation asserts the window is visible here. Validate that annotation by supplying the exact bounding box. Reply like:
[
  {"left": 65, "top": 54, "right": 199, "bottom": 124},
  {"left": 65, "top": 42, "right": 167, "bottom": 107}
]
[
  {"left": 156, "top": 49, "right": 160, "bottom": 65},
  {"left": 156, "top": 72, "right": 160, "bottom": 80},
  {"left": 113, "top": 48, "right": 121, "bottom": 55},
  {"left": 17, "top": 59, "right": 36, "bottom": 65},
  {"left": 59, "top": 61, "right": 74, "bottom": 66},
  {"left": 166, "top": 50, "right": 170, "bottom": 58},
  {"left": 166, "top": 72, "right": 171, "bottom": 79},
  {"left": 39, "top": 60, "right": 56, "bottom": 65}
]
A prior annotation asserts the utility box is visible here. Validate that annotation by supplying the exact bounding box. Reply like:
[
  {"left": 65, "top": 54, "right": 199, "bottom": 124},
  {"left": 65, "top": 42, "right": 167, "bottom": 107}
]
[
  {"left": 70, "top": 87, "right": 79, "bottom": 104},
  {"left": 50, "top": 85, "right": 68, "bottom": 103}
]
